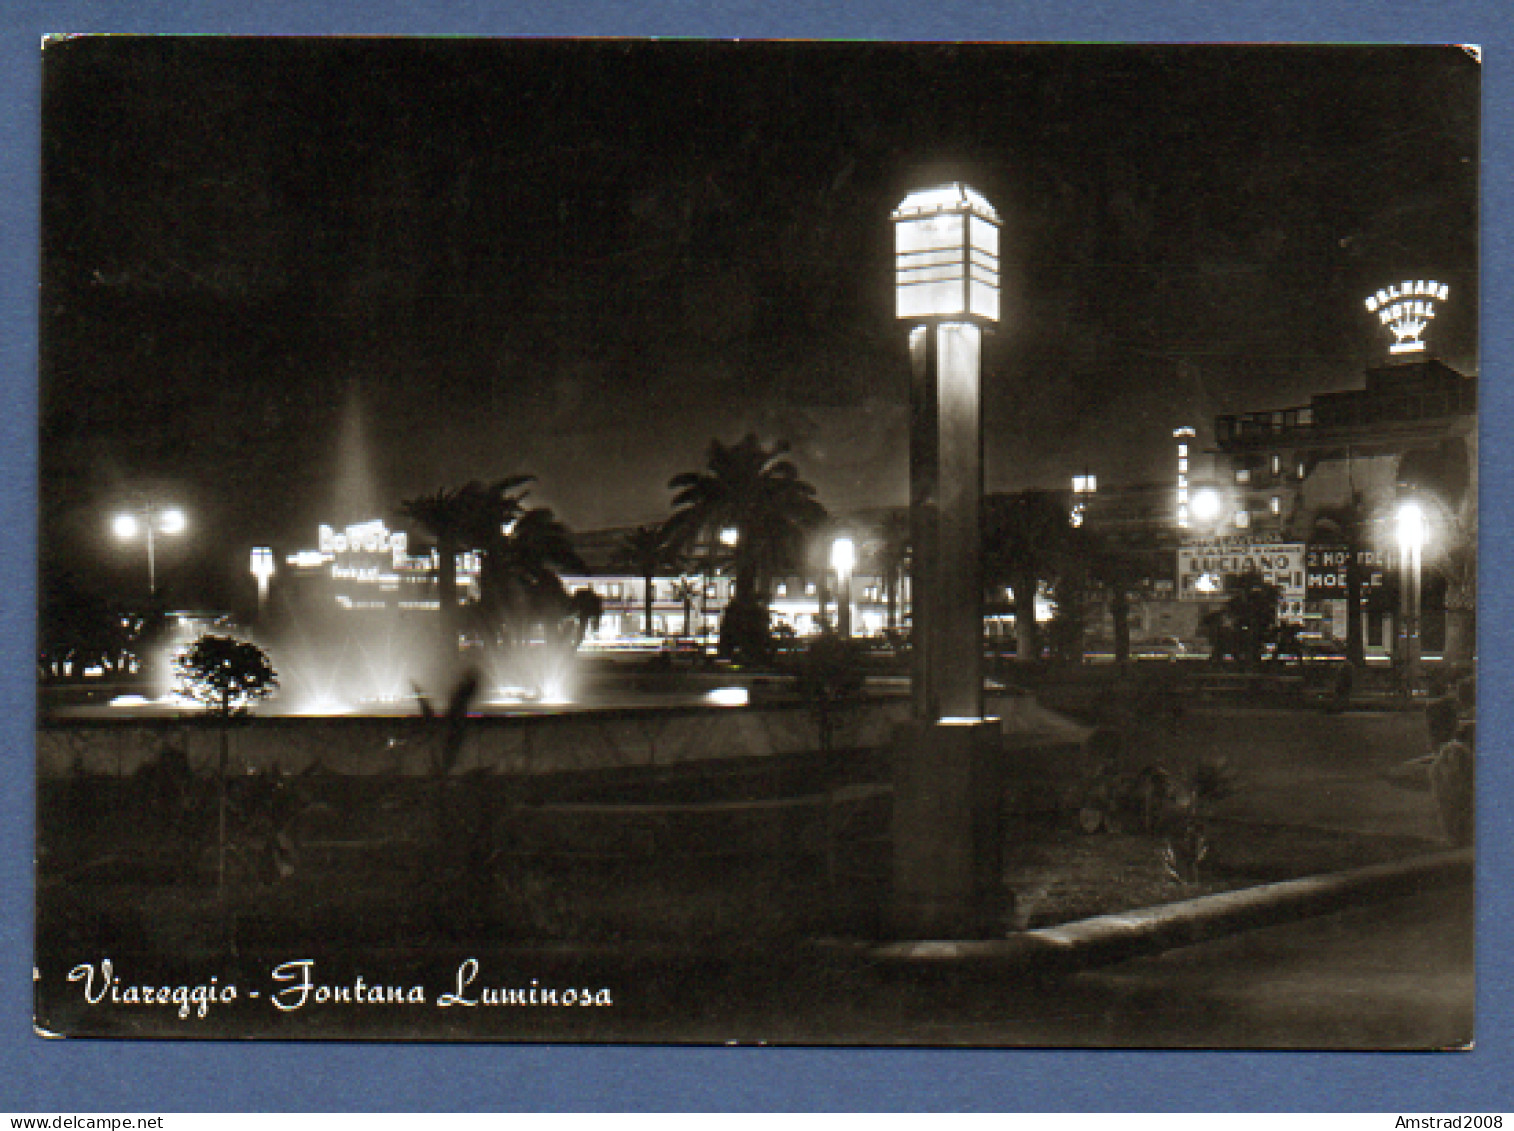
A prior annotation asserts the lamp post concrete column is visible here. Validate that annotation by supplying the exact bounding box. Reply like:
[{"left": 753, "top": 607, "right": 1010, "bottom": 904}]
[
  {"left": 889, "top": 182, "right": 1007, "bottom": 938},
  {"left": 831, "top": 535, "right": 855, "bottom": 638},
  {"left": 1397, "top": 500, "right": 1426, "bottom": 697},
  {"left": 250, "top": 546, "right": 275, "bottom": 620}
]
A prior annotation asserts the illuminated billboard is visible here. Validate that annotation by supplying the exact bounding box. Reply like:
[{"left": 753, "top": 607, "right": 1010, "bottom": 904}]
[
  {"left": 1364, "top": 279, "right": 1449, "bottom": 355},
  {"left": 1177, "top": 540, "right": 1306, "bottom": 602}
]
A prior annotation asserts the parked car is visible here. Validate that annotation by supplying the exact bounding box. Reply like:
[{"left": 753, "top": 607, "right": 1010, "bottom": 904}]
[
  {"left": 1298, "top": 636, "right": 1350, "bottom": 663},
  {"left": 1130, "top": 635, "right": 1191, "bottom": 660},
  {"left": 655, "top": 638, "right": 706, "bottom": 668}
]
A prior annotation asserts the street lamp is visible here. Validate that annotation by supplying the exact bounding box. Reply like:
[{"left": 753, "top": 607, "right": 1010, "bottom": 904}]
[
  {"left": 250, "top": 546, "right": 275, "bottom": 617},
  {"left": 831, "top": 535, "right": 855, "bottom": 638},
  {"left": 1191, "top": 487, "right": 1222, "bottom": 525},
  {"left": 112, "top": 500, "right": 187, "bottom": 598},
  {"left": 1174, "top": 426, "right": 1196, "bottom": 528},
  {"left": 893, "top": 181, "right": 999, "bottom": 721},
  {"left": 1071, "top": 473, "right": 1097, "bottom": 528},
  {"left": 1396, "top": 499, "right": 1426, "bottom": 694},
  {"left": 891, "top": 181, "right": 1005, "bottom": 938}
]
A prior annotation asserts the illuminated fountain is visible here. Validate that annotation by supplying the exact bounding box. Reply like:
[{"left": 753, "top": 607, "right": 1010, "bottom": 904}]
[
  {"left": 248, "top": 516, "right": 590, "bottom": 715},
  {"left": 96, "top": 388, "right": 730, "bottom": 719}
]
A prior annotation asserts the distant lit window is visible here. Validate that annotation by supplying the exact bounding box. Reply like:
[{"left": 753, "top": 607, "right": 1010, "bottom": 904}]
[
  {"left": 1296, "top": 461, "right": 1307, "bottom": 480},
  {"left": 775, "top": 582, "right": 787, "bottom": 598},
  {"left": 805, "top": 582, "right": 817, "bottom": 596},
  {"left": 1270, "top": 496, "right": 1281, "bottom": 515},
  {"left": 1235, "top": 468, "right": 1251, "bottom": 484},
  {"left": 1177, "top": 457, "right": 1188, "bottom": 473},
  {"left": 1234, "top": 510, "right": 1251, "bottom": 529},
  {"left": 1270, "top": 453, "right": 1282, "bottom": 476}
]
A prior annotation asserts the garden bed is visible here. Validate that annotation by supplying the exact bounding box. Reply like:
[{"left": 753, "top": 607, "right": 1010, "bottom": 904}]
[{"left": 36, "top": 786, "right": 1441, "bottom": 963}]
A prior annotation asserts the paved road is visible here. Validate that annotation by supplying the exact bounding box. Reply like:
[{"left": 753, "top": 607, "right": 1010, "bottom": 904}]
[
  {"left": 1038, "top": 882, "right": 1474, "bottom": 1048},
  {"left": 607, "top": 882, "right": 1473, "bottom": 1048}
]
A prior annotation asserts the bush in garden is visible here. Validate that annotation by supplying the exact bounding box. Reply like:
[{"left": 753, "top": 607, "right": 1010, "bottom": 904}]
[{"left": 176, "top": 634, "right": 278, "bottom": 894}]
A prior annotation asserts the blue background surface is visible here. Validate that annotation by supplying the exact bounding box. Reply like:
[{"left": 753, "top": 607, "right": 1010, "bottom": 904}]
[{"left": 3, "top": 0, "right": 1510, "bottom": 1112}]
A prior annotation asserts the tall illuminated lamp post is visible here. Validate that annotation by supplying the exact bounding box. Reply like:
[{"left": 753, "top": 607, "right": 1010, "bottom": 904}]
[
  {"left": 250, "top": 546, "right": 276, "bottom": 619},
  {"left": 831, "top": 535, "right": 855, "bottom": 638},
  {"left": 890, "top": 183, "right": 1006, "bottom": 937},
  {"left": 112, "top": 500, "right": 187, "bottom": 599},
  {"left": 1070, "top": 473, "right": 1097, "bottom": 528},
  {"left": 1396, "top": 499, "right": 1426, "bottom": 696}
]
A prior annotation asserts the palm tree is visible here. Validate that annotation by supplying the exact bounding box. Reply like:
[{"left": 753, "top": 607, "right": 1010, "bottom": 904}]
[
  {"left": 666, "top": 434, "right": 827, "bottom": 660},
  {"left": 475, "top": 504, "right": 584, "bottom": 648},
  {"left": 401, "top": 476, "right": 537, "bottom": 683},
  {"left": 566, "top": 587, "right": 604, "bottom": 648},
  {"left": 400, "top": 482, "right": 501, "bottom": 674},
  {"left": 670, "top": 576, "right": 700, "bottom": 639},
  {"left": 617, "top": 523, "right": 678, "bottom": 637},
  {"left": 1087, "top": 532, "right": 1147, "bottom": 665},
  {"left": 982, "top": 490, "right": 1076, "bottom": 662},
  {"left": 872, "top": 509, "right": 911, "bottom": 634},
  {"left": 1224, "top": 568, "right": 1283, "bottom": 669}
]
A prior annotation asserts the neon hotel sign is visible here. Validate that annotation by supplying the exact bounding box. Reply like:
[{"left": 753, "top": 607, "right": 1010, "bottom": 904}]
[{"left": 1364, "top": 279, "right": 1449, "bottom": 355}]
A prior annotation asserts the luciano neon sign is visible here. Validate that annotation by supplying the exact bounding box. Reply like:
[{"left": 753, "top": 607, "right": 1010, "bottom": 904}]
[{"left": 1364, "top": 279, "right": 1449, "bottom": 355}]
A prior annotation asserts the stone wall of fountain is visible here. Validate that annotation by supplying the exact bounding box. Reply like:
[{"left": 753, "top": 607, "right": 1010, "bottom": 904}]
[{"left": 37, "top": 699, "right": 914, "bottom": 779}]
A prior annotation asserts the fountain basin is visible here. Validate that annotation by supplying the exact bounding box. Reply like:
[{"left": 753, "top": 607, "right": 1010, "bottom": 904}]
[{"left": 38, "top": 695, "right": 913, "bottom": 780}]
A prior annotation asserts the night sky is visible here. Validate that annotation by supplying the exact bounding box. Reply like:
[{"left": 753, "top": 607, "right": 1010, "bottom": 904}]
[{"left": 39, "top": 37, "right": 1479, "bottom": 607}]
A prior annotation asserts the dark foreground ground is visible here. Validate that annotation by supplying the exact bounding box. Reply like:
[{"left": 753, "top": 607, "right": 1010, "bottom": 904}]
[
  {"left": 34, "top": 881, "right": 1471, "bottom": 1047},
  {"left": 34, "top": 700, "right": 1469, "bottom": 1046}
]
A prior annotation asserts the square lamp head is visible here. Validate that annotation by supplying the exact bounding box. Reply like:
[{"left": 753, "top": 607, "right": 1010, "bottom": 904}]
[
  {"left": 893, "top": 183, "right": 1000, "bottom": 323},
  {"left": 250, "top": 546, "right": 276, "bottom": 581}
]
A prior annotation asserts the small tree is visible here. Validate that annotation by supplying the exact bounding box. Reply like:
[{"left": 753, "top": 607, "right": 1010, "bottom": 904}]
[
  {"left": 982, "top": 491, "right": 1077, "bottom": 663},
  {"left": 565, "top": 586, "right": 604, "bottom": 648},
  {"left": 176, "top": 634, "right": 278, "bottom": 893},
  {"left": 793, "top": 631, "right": 867, "bottom": 753}
]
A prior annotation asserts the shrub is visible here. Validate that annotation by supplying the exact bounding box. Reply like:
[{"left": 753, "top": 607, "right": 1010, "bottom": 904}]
[
  {"left": 1428, "top": 739, "right": 1474, "bottom": 847},
  {"left": 793, "top": 632, "right": 867, "bottom": 752}
]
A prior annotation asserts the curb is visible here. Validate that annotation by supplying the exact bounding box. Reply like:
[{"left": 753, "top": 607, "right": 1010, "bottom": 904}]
[{"left": 865, "top": 848, "right": 1473, "bottom": 973}]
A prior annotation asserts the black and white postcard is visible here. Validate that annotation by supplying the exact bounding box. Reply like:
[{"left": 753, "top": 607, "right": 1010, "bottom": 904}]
[{"left": 34, "top": 37, "right": 1478, "bottom": 1046}]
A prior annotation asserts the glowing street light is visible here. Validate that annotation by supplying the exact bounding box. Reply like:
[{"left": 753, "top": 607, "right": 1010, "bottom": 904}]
[
  {"left": 893, "top": 181, "right": 999, "bottom": 721},
  {"left": 1190, "top": 487, "right": 1222, "bottom": 524},
  {"left": 1070, "top": 473, "right": 1097, "bottom": 527},
  {"left": 891, "top": 181, "right": 1005, "bottom": 938},
  {"left": 250, "top": 546, "right": 275, "bottom": 616},
  {"left": 112, "top": 499, "right": 187, "bottom": 598},
  {"left": 831, "top": 535, "right": 856, "bottom": 638},
  {"left": 1396, "top": 499, "right": 1427, "bottom": 693}
]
